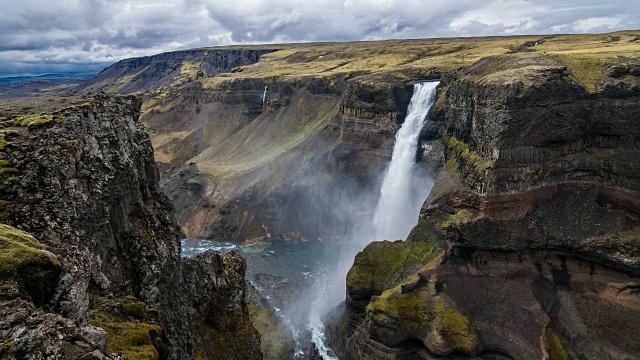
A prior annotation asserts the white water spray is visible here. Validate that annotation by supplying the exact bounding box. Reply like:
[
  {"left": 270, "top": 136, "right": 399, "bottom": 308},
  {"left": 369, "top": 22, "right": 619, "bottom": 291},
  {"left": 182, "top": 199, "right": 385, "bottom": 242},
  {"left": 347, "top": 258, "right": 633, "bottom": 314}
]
[
  {"left": 308, "top": 81, "right": 440, "bottom": 359},
  {"left": 372, "top": 81, "right": 439, "bottom": 241}
]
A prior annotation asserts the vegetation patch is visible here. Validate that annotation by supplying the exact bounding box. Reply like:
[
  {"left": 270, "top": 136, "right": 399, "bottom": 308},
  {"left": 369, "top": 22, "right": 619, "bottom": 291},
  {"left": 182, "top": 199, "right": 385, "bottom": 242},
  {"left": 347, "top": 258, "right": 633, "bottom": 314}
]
[
  {"left": 557, "top": 54, "right": 605, "bottom": 93},
  {"left": 546, "top": 327, "right": 568, "bottom": 360},
  {"left": 367, "top": 291, "right": 479, "bottom": 354},
  {"left": 440, "top": 209, "right": 473, "bottom": 228},
  {"left": 0, "top": 224, "right": 60, "bottom": 282},
  {"left": 445, "top": 135, "right": 490, "bottom": 190},
  {"left": 0, "top": 200, "right": 13, "bottom": 222},
  {"left": 6, "top": 113, "right": 54, "bottom": 128},
  {"left": 346, "top": 239, "right": 437, "bottom": 297},
  {"left": 89, "top": 296, "right": 161, "bottom": 360},
  {"left": 433, "top": 296, "right": 478, "bottom": 353},
  {"left": 1, "top": 337, "right": 13, "bottom": 359}
]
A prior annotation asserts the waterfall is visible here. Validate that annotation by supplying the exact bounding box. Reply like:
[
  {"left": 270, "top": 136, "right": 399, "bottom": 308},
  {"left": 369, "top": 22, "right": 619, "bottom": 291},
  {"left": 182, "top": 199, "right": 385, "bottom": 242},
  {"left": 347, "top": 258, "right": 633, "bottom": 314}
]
[
  {"left": 308, "top": 81, "right": 440, "bottom": 359},
  {"left": 372, "top": 81, "right": 439, "bottom": 241},
  {"left": 262, "top": 85, "right": 267, "bottom": 110}
]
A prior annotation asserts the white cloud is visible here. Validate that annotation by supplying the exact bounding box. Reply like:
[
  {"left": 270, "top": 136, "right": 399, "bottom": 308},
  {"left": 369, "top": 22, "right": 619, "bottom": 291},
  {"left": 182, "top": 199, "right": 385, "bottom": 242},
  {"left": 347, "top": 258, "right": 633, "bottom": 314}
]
[
  {"left": 573, "top": 16, "right": 623, "bottom": 32},
  {"left": 0, "top": 0, "right": 638, "bottom": 77}
]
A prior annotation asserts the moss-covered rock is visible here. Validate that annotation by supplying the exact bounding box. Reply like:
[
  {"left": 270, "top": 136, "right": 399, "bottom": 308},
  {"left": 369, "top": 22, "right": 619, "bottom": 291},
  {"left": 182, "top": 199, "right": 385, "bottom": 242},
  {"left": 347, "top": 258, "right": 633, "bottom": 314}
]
[
  {"left": 346, "top": 239, "right": 437, "bottom": 306},
  {"left": 0, "top": 224, "right": 61, "bottom": 306},
  {"left": 366, "top": 290, "right": 480, "bottom": 356},
  {"left": 89, "top": 296, "right": 162, "bottom": 360}
]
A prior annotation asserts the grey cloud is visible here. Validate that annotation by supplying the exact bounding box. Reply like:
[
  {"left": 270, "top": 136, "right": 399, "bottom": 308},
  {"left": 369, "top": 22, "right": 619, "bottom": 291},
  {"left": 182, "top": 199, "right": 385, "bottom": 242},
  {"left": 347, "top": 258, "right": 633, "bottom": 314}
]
[{"left": 0, "top": 0, "right": 638, "bottom": 77}]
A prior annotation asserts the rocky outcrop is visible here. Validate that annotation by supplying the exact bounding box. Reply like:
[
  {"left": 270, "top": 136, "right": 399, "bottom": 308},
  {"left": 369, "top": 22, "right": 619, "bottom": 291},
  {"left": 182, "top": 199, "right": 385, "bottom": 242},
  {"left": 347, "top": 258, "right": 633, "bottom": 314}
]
[
  {"left": 333, "top": 53, "right": 640, "bottom": 359},
  {"left": 0, "top": 95, "right": 261, "bottom": 359}
]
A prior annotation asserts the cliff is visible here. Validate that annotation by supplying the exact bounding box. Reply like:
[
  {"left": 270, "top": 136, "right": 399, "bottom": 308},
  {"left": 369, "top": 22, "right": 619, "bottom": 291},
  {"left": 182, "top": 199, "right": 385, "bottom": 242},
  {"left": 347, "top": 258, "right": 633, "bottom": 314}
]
[
  {"left": 75, "top": 48, "right": 278, "bottom": 94},
  {"left": 78, "top": 31, "right": 640, "bottom": 245},
  {"left": 332, "top": 52, "right": 640, "bottom": 359},
  {"left": 0, "top": 95, "right": 260, "bottom": 359}
]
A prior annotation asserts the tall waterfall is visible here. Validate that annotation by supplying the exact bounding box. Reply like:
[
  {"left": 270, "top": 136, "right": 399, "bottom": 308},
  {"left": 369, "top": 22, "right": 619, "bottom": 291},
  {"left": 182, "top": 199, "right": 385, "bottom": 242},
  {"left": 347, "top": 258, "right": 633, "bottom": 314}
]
[
  {"left": 372, "top": 81, "right": 439, "bottom": 241},
  {"left": 309, "top": 81, "right": 440, "bottom": 359}
]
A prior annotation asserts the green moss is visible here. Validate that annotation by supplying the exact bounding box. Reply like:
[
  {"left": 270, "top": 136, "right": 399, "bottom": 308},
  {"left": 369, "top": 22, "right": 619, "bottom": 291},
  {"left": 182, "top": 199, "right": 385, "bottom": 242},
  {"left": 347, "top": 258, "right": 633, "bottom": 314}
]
[
  {"left": 90, "top": 311, "right": 160, "bottom": 360},
  {"left": 367, "top": 290, "right": 478, "bottom": 354},
  {"left": 368, "top": 287, "right": 432, "bottom": 336},
  {"left": 558, "top": 54, "right": 604, "bottom": 93},
  {"left": 0, "top": 130, "right": 19, "bottom": 179},
  {"left": 432, "top": 89, "right": 447, "bottom": 112},
  {"left": 1, "top": 337, "right": 13, "bottom": 360},
  {"left": 440, "top": 209, "right": 473, "bottom": 228},
  {"left": 89, "top": 303, "right": 161, "bottom": 360},
  {"left": 8, "top": 113, "right": 54, "bottom": 127},
  {"left": 546, "top": 328, "right": 568, "bottom": 360},
  {"left": 346, "top": 239, "right": 437, "bottom": 296},
  {"left": 0, "top": 224, "right": 60, "bottom": 281},
  {"left": 116, "top": 298, "right": 147, "bottom": 319},
  {"left": 0, "top": 200, "right": 12, "bottom": 222},
  {"left": 433, "top": 297, "right": 478, "bottom": 352},
  {"left": 444, "top": 135, "right": 490, "bottom": 190},
  {"left": 0, "top": 130, "right": 18, "bottom": 150}
]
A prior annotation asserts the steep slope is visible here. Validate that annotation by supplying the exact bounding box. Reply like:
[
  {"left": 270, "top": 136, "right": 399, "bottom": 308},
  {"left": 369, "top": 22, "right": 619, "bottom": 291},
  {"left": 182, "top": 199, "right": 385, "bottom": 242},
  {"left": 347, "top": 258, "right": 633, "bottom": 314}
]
[
  {"left": 331, "top": 52, "right": 640, "bottom": 359},
  {"left": 0, "top": 96, "right": 260, "bottom": 359}
]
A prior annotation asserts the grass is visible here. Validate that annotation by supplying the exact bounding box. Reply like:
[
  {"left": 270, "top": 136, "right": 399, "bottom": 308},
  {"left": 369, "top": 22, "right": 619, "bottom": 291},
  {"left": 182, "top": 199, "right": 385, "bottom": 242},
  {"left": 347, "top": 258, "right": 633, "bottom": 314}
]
[
  {"left": 194, "top": 91, "right": 340, "bottom": 179},
  {"left": 86, "top": 30, "right": 640, "bottom": 95},
  {"left": 89, "top": 296, "right": 161, "bottom": 360}
]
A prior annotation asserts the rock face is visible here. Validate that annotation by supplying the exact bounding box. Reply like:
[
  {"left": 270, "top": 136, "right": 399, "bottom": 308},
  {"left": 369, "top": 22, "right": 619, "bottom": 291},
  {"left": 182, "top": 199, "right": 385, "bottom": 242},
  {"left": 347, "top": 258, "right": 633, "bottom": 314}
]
[
  {"left": 332, "top": 54, "right": 640, "bottom": 359},
  {"left": 0, "top": 95, "right": 260, "bottom": 359}
]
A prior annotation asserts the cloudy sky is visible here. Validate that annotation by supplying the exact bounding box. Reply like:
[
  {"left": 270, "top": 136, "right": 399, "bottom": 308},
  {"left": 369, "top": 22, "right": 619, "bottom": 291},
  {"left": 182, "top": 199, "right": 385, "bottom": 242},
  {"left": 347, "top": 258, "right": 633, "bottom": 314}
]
[{"left": 1, "top": 0, "right": 638, "bottom": 77}]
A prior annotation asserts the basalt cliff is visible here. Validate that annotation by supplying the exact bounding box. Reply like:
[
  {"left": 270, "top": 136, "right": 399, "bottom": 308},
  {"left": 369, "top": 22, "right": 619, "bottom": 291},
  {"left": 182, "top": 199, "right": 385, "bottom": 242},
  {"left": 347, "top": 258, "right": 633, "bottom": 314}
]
[
  {"left": 0, "top": 95, "right": 260, "bottom": 359},
  {"left": 331, "top": 52, "right": 640, "bottom": 359}
]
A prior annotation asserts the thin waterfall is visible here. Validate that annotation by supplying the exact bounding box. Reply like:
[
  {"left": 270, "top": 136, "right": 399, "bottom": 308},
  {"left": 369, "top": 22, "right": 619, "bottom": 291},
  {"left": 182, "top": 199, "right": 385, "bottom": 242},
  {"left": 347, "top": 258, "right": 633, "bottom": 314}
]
[
  {"left": 262, "top": 85, "right": 268, "bottom": 110},
  {"left": 308, "top": 81, "right": 440, "bottom": 359}
]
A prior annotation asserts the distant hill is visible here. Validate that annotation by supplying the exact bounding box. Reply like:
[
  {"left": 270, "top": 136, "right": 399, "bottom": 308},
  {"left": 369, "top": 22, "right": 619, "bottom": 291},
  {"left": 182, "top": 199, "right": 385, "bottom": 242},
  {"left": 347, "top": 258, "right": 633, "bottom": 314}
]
[{"left": 0, "top": 72, "right": 98, "bottom": 98}]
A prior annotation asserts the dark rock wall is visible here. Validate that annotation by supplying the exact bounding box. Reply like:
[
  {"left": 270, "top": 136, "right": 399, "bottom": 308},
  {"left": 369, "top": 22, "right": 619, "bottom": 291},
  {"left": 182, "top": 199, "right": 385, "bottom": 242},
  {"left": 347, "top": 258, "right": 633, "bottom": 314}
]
[
  {"left": 0, "top": 95, "right": 261, "bottom": 359},
  {"left": 335, "top": 54, "right": 640, "bottom": 359}
]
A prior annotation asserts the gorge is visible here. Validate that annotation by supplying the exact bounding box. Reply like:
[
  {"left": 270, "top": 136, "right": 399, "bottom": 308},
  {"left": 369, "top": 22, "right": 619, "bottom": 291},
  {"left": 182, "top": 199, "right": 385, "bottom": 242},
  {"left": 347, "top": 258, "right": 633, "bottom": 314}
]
[{"left": 1, "top": 30, "right": 639, "bottom": 360}]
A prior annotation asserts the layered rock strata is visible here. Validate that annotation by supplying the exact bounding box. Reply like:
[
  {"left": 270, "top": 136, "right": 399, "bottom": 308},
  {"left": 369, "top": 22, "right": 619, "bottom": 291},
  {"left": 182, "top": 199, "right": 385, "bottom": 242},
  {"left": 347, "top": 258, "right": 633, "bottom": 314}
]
[{"left": 333, "top": 54, "right": 640, "bottom": 359}]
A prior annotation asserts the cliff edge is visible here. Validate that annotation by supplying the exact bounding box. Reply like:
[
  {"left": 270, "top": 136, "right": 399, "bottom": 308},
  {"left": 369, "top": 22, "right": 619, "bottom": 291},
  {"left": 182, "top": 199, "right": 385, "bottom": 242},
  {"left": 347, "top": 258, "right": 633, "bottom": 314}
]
[{"left": 0, "top": 95, "right": 260, "bottom": 359}]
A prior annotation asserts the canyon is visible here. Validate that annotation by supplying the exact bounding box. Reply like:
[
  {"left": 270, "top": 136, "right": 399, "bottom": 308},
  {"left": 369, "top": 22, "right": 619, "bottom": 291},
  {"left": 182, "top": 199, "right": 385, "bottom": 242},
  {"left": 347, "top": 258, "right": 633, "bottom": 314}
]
[{"left": 0, "top": 30, "right": 639, "bottom": 359}]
